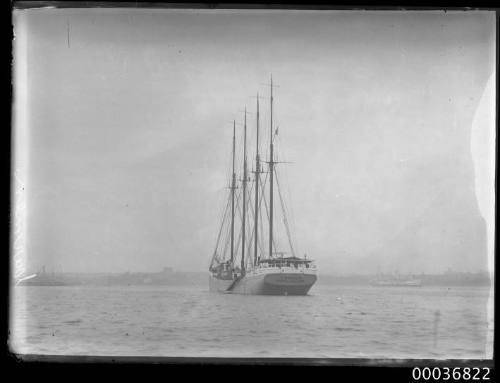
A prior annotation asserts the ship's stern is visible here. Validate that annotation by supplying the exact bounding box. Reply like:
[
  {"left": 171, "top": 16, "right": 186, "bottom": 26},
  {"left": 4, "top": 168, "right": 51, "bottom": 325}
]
[{"left": 262, "top": 272, "right": 317, "bottom": 295}]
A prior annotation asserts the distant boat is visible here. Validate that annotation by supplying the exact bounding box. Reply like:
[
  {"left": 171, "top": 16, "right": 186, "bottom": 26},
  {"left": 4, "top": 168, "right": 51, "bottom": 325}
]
[
  {"left": 17, "top": 275, "right": 68, "bottom": 286},
  {"left": 17, "top": 267, "right": 68, "bottom": 286},
  {"left": 208, "top": 77, "right": 317, "bottom": 295},
  {"left": 370, "top": 274, "right": 422, "bottom": 287}
]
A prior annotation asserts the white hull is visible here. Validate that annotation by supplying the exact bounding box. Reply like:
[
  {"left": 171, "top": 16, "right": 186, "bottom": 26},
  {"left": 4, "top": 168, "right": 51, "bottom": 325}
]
[{"left": 209, "top": 267, "right": 317, "bottom": 295}]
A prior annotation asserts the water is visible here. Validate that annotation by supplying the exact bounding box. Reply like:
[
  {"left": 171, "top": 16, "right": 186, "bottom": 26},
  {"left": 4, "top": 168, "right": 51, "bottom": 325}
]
[{"left": 10, "top": 284, "right": 492, "bottom": 358}]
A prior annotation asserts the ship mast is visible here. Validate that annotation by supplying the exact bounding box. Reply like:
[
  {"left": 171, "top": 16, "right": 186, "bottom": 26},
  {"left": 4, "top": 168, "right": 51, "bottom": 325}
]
[
  {"left": 241, "top": 108, "right": 248, "bottom": 274},
  {"left": 230, "top": 120, "right": 236, "bottom": 266},
  {"left": 268, "top": 75, "right": 274, "bottom": 260},
  {"left": 254, "top": 94, "right": 260, "bottom": 266}
]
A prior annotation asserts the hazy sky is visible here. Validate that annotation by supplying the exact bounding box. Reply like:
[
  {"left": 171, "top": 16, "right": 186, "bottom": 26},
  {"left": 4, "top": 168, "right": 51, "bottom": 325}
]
[{"left": 13, "top": 9, "right": 495, "bottom": 274}]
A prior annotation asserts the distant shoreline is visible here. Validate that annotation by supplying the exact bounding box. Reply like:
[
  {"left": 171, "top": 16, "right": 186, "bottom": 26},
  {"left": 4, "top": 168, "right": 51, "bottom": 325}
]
[{"left": 14, "top": 270, "right": 492, "bottom": 287}]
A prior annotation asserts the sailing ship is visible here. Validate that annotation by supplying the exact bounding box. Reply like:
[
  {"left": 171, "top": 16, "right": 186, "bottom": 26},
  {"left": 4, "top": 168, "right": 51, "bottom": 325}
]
[{"left": 209, "top": 77, "right": 317, "bottom": 295}]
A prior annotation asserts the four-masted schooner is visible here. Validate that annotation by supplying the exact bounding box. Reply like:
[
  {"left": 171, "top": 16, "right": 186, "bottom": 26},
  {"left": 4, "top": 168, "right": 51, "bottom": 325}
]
[{"left": 209, "top": 77, "right": 317, "bottom": 295}]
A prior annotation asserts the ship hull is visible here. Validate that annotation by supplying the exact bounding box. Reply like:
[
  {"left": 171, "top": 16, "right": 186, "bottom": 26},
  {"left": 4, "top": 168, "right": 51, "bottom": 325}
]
[
  {"left": 210, "top": 271, "right": 317, "bottom": 295},
  {"left": 208, "top": 275, "right": 234, "bottom": 292}
]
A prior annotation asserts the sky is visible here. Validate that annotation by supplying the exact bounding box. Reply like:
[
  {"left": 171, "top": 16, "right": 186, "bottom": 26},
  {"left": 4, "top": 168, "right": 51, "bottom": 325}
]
[{"left": 12, "top": 9, "right": 495, "bottom": 275}]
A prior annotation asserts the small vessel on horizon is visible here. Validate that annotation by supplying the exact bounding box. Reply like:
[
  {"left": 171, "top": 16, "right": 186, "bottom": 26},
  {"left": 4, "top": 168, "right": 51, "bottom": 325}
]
[
  {"left": 370, "top": 272, "right": 422, "bottom": 287},
  {"left": 209, "top": 76, "right": 317, "bottom": 295},
  {"left": 16, "top": 267, "right": 68, "bottom": 286}
]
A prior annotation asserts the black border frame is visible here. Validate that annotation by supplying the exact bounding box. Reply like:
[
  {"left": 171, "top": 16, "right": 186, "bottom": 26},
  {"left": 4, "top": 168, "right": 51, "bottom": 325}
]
[{"left": 4, "top": 1, "right": 497, "bottom": 377}]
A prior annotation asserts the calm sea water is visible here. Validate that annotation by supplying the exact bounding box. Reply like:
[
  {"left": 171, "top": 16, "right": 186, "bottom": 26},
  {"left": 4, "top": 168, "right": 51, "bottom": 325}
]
[{"left": 10, "top": 283, "right": 493, "bottom": 359}]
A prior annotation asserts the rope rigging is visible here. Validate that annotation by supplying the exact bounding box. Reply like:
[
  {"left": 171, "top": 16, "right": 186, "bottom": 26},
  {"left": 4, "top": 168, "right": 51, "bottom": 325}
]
[
  {"left": 212, "top": 80, "right": 305, "bottom": 272},
  {"left": 209, "top": 194, "right": 232, "bottom": 269},
  {"left": 274, "top": 167, "right": 296, "bottom": 258}
]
